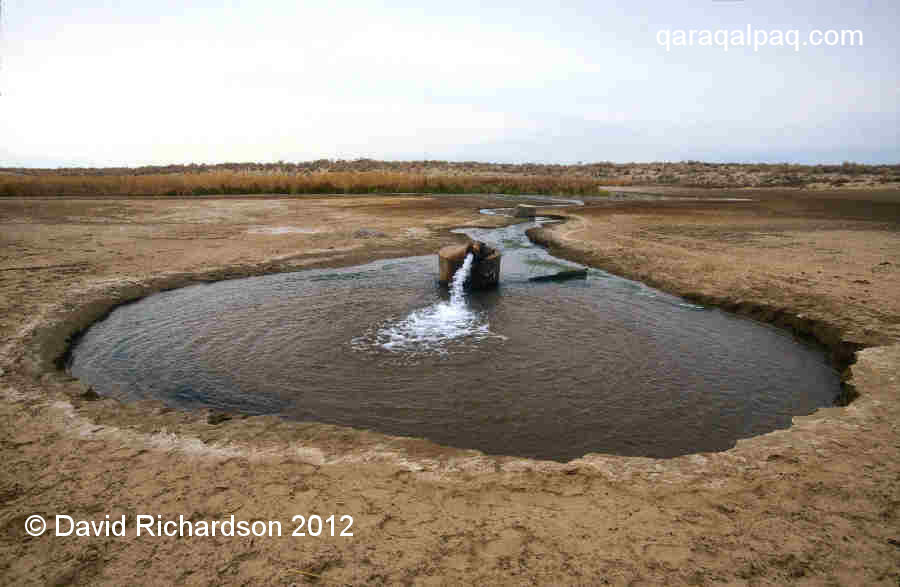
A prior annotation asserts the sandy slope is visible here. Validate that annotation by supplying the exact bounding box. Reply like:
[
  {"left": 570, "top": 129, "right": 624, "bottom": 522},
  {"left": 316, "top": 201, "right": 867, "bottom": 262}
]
[{"left": 0, "top": 192, "right": 898, "bottom": 585}]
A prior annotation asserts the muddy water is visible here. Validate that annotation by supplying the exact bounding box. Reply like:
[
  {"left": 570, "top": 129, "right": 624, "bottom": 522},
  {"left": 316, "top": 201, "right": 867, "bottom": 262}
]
[{"left": 69, "top": 217, "right": 841, "bottom": 461}]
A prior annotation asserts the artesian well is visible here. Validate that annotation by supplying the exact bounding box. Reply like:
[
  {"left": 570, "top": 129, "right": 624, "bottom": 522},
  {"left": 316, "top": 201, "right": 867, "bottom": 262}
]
[{"left": 67, "top": 210, "right": 842, "bottom": 462}]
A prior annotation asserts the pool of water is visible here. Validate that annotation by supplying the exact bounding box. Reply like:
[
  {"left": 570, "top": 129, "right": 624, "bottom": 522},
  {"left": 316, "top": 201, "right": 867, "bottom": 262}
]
[{"left": 68, "top": 213, "right": 841, "bottom": 461}]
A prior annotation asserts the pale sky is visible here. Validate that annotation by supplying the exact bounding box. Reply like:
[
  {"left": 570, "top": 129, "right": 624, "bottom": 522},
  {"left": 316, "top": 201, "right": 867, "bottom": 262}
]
[{"left": 1, "top": 0, "right": 898, "bottom": 167}]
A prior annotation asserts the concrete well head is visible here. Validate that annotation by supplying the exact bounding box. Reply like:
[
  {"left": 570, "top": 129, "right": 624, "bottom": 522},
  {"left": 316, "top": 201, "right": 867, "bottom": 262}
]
[{"left": 438, "top": 240, "right": 501, "bottom": 289}]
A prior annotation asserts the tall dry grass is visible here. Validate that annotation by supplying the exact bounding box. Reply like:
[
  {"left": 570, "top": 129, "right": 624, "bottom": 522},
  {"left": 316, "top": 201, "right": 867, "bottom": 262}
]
[{"left": 0, "top": 171, "right": 616, "bottom": 197}]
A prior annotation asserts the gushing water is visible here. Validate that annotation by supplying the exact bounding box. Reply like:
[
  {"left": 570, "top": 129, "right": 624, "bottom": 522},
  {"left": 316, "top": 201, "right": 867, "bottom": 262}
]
[
  {"left": 450, "top": 252, "right": 474, "bottom": 305},
  {"left": 357, "top": 252, "right": 501, "bottom": 355}
]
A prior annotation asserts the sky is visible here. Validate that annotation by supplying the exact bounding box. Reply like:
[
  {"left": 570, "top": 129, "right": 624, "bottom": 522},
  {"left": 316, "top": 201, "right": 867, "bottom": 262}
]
[{"left": 0, "top": 0, "right": 898, "bottom": 167}]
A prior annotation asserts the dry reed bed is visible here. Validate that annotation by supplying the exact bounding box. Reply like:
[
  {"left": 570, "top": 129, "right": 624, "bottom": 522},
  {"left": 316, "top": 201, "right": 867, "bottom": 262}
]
[{"left": 0, "top": 171, "right": 613, "bottom": 197}]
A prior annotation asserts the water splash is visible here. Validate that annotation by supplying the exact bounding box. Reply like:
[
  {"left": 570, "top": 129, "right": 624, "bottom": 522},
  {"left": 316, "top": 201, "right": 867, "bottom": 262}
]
[
  {"left": 355, "top": 252, "right": 503, "bottom": 356},
  {"left": 449, "top": 252, "right": 474, "bottom": 305}
]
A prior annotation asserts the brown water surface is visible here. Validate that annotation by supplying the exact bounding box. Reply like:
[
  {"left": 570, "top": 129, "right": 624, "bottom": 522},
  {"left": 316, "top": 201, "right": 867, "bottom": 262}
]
[{"left": 69, "top": 217, "right": 841, "bottom": 461}]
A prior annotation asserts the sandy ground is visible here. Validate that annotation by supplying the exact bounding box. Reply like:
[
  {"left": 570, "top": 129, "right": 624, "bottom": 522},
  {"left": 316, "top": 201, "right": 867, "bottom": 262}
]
[{"left": 0, "top": 192, "right": 898, "bottom": 585}]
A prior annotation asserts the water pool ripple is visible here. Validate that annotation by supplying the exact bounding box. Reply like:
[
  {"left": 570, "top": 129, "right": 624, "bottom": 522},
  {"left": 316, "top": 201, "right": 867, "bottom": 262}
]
[{"left": 68, "top": 216, "right": 841, "bottom": 461}]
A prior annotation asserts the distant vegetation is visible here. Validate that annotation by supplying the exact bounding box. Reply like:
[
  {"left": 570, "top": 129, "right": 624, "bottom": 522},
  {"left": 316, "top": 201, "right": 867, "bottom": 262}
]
[
  {"left": 0, "top": 170, "right": 613, "bottom": 197},
  {"left": 1, "top": 159, "right": 898, "bottom": 197}
]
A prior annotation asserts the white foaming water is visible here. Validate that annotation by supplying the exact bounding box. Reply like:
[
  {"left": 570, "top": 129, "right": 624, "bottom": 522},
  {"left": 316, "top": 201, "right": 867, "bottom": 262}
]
[
  {"left": 450, "top": 252, "right": 474, "bottom": 304},
  {"left": 358, "top": 253, "right": 503, "bottom": 355}
]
